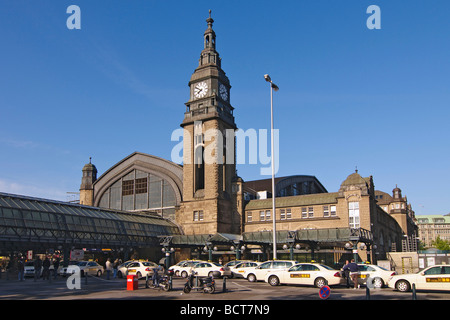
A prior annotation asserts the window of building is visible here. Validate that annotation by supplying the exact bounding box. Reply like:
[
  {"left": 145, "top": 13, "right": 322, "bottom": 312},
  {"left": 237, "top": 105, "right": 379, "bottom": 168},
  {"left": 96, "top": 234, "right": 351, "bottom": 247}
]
[
  {"left": 330, "top": 205, "right": 336, "bottom": 217},
  {"left": 323, "top": 206, "right": 329, "bottom": 217},
  {"left": 260, "top": 211, "right": 265, "bottom": 221},
  {"left": 308, "top": 207, "right": 314, "bottom": 218},
  {"left": 301, "top": 207, "right": 307, "bottom": 219},
  {"left": 135, "top": 178, "right": 148, "bottom": 194},
  {"left": 193, "top": 210, "right": 204, "bottom": 221},
  {"left": 265, "top": 210, "right": 271, "bottom": 221},
  {"left": 247, "top": 212, "right": 252, "bottom": 222},
  {"left": 286, "top": 208, "right": 291, "bottom": 219},
  {"left": 348, "top": 202, "right": 360, "bottom": 228},
  {"left": 122, "top": 180, "right": 134, "bottom": 196},
  {"left": 280, "top": 209, "right": 285, "bottom": 220}
]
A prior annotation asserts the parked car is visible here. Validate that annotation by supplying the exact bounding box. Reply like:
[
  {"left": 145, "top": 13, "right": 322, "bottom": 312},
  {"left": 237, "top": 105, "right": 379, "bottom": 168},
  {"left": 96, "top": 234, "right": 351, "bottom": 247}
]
[
  {"left": 66, "top": 261, "right": 104, "bottom": 277},
  {"left": 243, "top": 260, "right": 299, "bottom": 282},
  {"left": 58, "top": 261, "right": 79, "bottom": 277},
  {"left": 190, "top": 261, "right": 231, "bottom": 278},
  {"left": 229, "top": 261, "right": 261, "bottom": 278},
  {"left": 355, "top": 263, "right": 397, "bottom": 288},
  {"left": 169, "top": 260, "right": 206, "bottom": 278},
  {"left": 24, "top": 261, "right": 42, "bottom": 278},
  {"left": 117, "top": 260, "right": 134, "bottom": 278},
  {"left": 125, "top": 261, "right": 162, "bottom": 279},
  {"left": 264, "top": 263, "right": 342, "bottom": 288},
  {"left": 388, "top": 264, "right": 450, "bottom": 292}
]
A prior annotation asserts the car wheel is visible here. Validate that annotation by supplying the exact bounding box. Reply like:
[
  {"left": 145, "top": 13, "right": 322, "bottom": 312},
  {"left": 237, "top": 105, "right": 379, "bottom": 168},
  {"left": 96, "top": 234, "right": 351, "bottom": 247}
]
[
  {"left": 314, "top": 277, "right": 327, "bottom": 288},
  {"left": 396, "top": 280, "right": 411, "bottom": 292},
  {"left": 372, "top": 277, "right": 384, "bottom": 288},
  {"left": 247, "top": 273, "right": 256, "bottom": 282},
  {"left": 268, "top": 275, "right": 280, "bottom": 286},
  {"left": 208, "top": 271, "right": 214, "bottom": 278},
  {"left": 96, "top": 270, "right": 102, "bottom": 277},
  {"left": 136, "top": 271, "right": 142, "bottom": 279},
  {"left": 181, "top": 271, "right": 188, "bottom": 278},
  {"left": 175, "top": 270, "right": 180, "bottom": 277},
  {"left": 118, "top": 271, "right": 123, "bottom": 278}
]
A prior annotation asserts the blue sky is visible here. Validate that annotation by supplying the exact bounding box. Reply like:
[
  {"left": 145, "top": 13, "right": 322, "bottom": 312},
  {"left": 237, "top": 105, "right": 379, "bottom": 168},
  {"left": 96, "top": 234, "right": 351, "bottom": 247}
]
[{"left": 0, "top": 0, "right": 449, "bottom": 215}]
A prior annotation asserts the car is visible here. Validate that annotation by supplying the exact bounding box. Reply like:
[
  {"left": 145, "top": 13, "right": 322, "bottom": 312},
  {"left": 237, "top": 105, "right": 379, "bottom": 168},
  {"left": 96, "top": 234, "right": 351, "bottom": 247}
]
[
  {"left": 170, "top": 260, "right": 206, "bottom": 278},
  {"left": 24, "top": 261, "right": 42, "bottom": 278},
  {"left": 67, "top": 261, "right": 104, "bottom": 277},
  {"left": 190, "top": 261, "right": 231, "bottom": 278},
  {"left": 58, "top": 261, "right": 79, "bottom": 277},
  {"left": 264, "top": 263, "right": 342, "bottom": 288},
  {"left": 117, "top": 260, "right": 134, "bottom": 278},
  {"left": 125, "top": 261, "right": 162, "bottom": 279},
  {"left": 229, "top": 261, "right": 261, "bottom": 278},
  {"left": 387, "top": 264, "right": 450, "bottom": 292},
  {"left": 243, "top": 260, "right": 299, "bottom": 282},
  {"left": 355, "top": 263, "right": 397, "bottom": 288}
]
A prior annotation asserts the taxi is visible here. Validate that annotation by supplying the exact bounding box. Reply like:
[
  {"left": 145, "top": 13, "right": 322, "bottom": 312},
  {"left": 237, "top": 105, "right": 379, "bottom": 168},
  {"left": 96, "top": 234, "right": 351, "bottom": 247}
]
[
  {"left": 388, "top": 264, "right": 450, "bottom": 292},
  {"left": 169, "top": 260, "right": 206, "bottom": 278},
  {"left": 264, "top": 263, "right": 341, "bottom": 288},
  {"left": 126, "top": 261, "right": 162, "bottom": 279},
  {"left": 190, "top": 261, "right": 232, "bottom": 278},
  {"left": 355, "top": 263, "right": 397, "bottom": 288},
  {"left": 243, "top": 260, "right": 298, "bottom": 282},
  {"left": 229, "top": 261, "right": 261, "bottom": 278}
]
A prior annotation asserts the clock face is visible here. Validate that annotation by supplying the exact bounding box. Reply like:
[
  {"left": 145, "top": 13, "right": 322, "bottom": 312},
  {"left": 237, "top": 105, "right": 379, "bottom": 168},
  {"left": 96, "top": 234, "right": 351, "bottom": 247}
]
[
  {"left": 194, "top": 81, "right": 208, "bottom": 99},
  {"left": 219, "top": 83, "right": 228, "bottom": 101}
]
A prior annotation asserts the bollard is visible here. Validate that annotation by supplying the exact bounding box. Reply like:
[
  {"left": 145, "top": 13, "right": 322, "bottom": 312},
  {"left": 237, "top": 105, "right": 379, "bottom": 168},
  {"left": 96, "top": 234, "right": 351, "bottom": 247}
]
[
  {"left": 169, "top": 275, "right": 173, "bottom": 291},
  {"left": 222, "top": 276, "right": 227, "bottom": 293},
  {"left": 412, "top": 283, "right": 417, "bottom": 300},
  {"left": 145, "top": 274, "right": 149, "bottom": 288},
  {"left": 365, "top": 286, "right": 370, "bottom": 300}
]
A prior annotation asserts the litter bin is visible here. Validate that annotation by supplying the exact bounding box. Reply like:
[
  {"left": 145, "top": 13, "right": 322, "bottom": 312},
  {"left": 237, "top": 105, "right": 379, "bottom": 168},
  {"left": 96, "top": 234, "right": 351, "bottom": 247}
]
[{"left": 127, "top": 275, "right": 138, "bottom": 290}]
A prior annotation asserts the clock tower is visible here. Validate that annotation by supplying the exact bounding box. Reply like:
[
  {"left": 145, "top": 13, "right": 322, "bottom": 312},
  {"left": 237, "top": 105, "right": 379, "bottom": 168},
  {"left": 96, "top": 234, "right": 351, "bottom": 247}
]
[{"left": 176, "top": 11, "right": 243, "bottom": 235}]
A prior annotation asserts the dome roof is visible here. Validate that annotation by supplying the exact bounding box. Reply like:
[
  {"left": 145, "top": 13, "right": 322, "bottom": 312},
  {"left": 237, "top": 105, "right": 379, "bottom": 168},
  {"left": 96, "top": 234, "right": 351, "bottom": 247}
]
[{"left": 341, "top": 171, "right": 366, "bottom": 187}]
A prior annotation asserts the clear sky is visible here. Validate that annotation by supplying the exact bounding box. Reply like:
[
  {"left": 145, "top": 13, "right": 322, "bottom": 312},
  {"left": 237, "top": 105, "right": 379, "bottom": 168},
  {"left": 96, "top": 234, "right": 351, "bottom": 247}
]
[{"left": 0, "top": 0, "right": 449, "bottom": 215}]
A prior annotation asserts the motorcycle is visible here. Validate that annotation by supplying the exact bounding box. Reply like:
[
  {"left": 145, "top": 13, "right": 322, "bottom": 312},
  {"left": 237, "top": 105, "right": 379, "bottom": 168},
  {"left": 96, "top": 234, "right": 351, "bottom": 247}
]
[
  {"left": 146, "top": 269, "right": 172, "bottom": 292},
  {"left": 183, "top": 270, "right": 216, "bottom": 294}
]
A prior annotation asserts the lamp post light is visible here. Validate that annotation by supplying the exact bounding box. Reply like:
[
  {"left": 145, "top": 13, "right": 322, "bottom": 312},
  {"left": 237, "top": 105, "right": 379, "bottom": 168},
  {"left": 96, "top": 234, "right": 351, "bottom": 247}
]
[{"left": 264, "top": 74, "right": 279, "bottom": 260}]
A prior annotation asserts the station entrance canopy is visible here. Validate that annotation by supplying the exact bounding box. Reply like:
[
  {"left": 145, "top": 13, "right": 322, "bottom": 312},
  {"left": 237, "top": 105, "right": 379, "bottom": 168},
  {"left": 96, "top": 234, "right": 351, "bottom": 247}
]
[
  {"left": 0, "top": 192, "right": 181, "bottom": 254},
  {"left": 159, "top": 228, "right": 374, "bottom": 256}
]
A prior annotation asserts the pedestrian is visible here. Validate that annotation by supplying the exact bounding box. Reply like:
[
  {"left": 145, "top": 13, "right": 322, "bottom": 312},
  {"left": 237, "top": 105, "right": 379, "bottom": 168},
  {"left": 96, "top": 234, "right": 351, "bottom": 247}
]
[
  {"left": 105, "top": 258, "right": 112, "bottom": 280},
  {"left": 17, "top": 258, "right": 25, "bottom": 281},
  {"left": 42, "top": 256, "right": 50, "bottom": 280},
  {"left": 34, "top": 256, "right": 42, "bottom": 282},
  {"left": 342, "top": 260, "right": 351, "bottom": 288},
  {"left": 113, "top": 259, "right": 119, "bottom": 279},
  {"left": 53, "top": 258, "right": 60, "bottom": 279},
  {"left": 343, "top": 259, "right": 360, "bottom": 289}
]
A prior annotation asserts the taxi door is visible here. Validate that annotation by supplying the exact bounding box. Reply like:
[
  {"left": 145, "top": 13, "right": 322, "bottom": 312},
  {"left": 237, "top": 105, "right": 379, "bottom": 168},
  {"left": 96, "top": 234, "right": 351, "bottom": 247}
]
[
  {"left": 285, "top": 264, "right": 314, "bottom": 285},
  {"left": 420, "top": 266, "right": 450, "bottom": 290}
]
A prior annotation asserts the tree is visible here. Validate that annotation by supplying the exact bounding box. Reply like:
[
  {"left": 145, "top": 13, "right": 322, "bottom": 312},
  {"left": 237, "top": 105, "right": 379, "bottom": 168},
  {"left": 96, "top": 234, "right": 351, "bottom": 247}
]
[{"left": 431, "top": 236, "right": 450, "bottom": 251}]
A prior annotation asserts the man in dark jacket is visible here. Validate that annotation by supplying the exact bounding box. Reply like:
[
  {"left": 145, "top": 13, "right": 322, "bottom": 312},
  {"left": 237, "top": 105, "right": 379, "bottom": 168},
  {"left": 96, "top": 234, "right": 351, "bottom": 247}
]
[{"left": 343, "top": 259, "right": 359, "bottom": 289}]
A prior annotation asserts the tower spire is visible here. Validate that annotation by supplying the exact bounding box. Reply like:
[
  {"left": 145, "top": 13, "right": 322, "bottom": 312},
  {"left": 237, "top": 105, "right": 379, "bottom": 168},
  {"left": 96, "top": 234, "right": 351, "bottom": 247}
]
[{"left": 204, "top": 10, "right": 216, "bottom": 50}]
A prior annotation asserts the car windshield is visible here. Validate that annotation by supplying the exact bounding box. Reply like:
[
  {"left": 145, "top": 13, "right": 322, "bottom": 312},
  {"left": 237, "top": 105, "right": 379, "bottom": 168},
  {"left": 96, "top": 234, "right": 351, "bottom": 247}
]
[
  {"left": 25, "top": 262, "right": 34, "bottom": 266},
  {"left": 77, "top": 262, "right": 88, "bottom": 266},
  {"left": 212, "top": 262, "right": 222, "bottom": 267}
]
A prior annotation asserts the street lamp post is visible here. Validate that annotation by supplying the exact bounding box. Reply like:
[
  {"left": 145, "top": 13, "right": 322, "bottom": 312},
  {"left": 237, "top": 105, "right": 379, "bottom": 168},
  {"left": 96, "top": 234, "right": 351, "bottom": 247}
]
[{"left": 264, "top": 74, "right": 279, "bottom": 260}]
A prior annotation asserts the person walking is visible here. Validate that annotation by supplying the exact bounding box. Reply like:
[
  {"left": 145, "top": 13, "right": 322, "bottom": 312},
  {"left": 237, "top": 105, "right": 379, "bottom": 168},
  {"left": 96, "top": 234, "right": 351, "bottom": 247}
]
[
  {"left": 42, "top": 257, "right": 50, "bottom": 280},
  {"left": 343, "top": 259, "right": 360, "bottom": 289},
  {"left": 34, "top": 256, "right": 42, "bottom": 282},
  {"left": 17, "top": 258, "right": 25, "bottom": 281},
  {"left": 342, "top": 260, "right": 351, "bottom": 288},
  {"left": 53, "top": 258, "right": 60, "bottom": 279},
  {"left": 113, "top": 259, "right": 119, "bottom": 279},
  {"left": 105, "top": 258, "right": 112, "bottom": 280}
]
